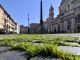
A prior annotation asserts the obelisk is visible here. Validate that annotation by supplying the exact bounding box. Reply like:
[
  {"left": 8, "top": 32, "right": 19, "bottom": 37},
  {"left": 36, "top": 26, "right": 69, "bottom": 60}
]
[
  {"left": 28, "top": 13, "right": 29, "bottom": 34},
  {"left": 40, "top": 0, "right": 43, "bottom": 34}
]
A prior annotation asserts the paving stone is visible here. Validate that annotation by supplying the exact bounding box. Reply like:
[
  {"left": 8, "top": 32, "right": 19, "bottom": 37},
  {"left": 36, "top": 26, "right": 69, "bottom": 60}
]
[
  {"left": 0, "top": 50, "right": 28, "bottom": 60},
  {"left": 66, "top": 42, "right": 80, "bottom": 46},
  {"left": 59, "top": 46, "right": 80, "bottom": 55},
  {"left": 0, "top": 47, "right": 11, "bottom": 53}
]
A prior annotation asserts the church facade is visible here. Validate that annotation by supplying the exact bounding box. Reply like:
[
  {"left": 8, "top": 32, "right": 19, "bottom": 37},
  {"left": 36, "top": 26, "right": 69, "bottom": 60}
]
[{"left": 44, "top": 0, "right": 80, "bottom": 33}]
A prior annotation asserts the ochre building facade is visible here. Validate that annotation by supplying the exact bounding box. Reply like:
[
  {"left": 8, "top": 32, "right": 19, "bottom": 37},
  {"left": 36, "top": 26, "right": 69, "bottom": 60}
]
[{"left": 0, "top": 5, "right": 17, "bottom": 33}]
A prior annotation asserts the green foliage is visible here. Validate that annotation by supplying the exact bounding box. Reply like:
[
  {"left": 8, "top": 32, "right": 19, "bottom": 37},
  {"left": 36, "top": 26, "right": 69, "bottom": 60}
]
[{"left": 12, "top": 43, "right": 80, "bottom": 60}]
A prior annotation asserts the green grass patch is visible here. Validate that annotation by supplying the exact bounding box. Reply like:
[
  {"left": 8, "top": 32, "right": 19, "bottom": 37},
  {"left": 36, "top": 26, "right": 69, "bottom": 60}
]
[{"left": 0, "top": 34, "right": 80, "bottom": 60}]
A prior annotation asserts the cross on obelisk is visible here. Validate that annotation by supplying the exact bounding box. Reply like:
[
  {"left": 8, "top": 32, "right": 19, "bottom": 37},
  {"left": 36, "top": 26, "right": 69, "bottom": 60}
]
[{"left": 40, "top": 0, "right": 43, "bottom": 34}]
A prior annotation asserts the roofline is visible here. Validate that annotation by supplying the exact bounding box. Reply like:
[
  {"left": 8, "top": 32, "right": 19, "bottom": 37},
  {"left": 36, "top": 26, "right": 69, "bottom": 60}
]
[{"left": 0, "top": 4, "right": 16, "bottom": 24}]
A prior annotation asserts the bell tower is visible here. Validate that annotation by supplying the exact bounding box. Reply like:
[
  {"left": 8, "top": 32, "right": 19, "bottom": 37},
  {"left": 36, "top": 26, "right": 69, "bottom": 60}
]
[{"left": 49, "top": 4, "right": 54, "bottom": 18}]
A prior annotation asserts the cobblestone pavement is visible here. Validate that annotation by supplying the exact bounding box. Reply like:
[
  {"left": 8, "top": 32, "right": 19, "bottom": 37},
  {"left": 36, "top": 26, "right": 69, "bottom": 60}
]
[
  {"left": 0, "top": 34, "right": 80, "bottom": 60},
  {"left": 1, "top": 46, "right": 80, "bottom": 60},
  {"left": 0, "top": 34, "right": 80, "bottom": 38},
  {"left": 0, "top": 47, "right": 60, "bottom": 60},
  {"left": 0, "top": 34, "right": 18, "bottom": 38}
]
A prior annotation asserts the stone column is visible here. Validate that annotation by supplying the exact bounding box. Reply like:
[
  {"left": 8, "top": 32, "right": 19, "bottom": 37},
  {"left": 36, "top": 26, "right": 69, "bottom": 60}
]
[
  {"left": 64, "top": 21, "right": 67, "bottom": 33},
  {"left": 71, "top": 17, "right": 75, "bottom": 33}
]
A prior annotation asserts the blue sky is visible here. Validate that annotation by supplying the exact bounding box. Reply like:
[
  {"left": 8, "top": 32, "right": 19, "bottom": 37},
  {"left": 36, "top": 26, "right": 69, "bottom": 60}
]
[{"left": 0, "top": 0, "right": 62, "bottom": 26}]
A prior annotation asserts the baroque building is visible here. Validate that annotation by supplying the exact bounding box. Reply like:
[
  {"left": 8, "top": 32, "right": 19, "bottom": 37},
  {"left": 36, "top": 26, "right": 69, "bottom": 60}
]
[
  {"left": 29, "top": 0, "right": 80, "bottom": 34},
  {"left": 0, "top": 5, "right": 17, "bottom": 33},
  {"left": 44, "top": 0, "right": 80, "bottom": 33}
]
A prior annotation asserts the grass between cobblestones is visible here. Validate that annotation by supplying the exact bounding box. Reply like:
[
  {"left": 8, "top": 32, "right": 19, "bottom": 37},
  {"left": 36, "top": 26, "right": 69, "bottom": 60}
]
[{"left": 0, "top": 34, "right": 80, "bottom": 60}]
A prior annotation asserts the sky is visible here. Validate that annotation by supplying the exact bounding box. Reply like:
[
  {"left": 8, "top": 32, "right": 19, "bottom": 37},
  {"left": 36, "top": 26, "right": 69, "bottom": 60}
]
[{"left": 0, "top": 0, "right": 62, "bottom": 26}]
